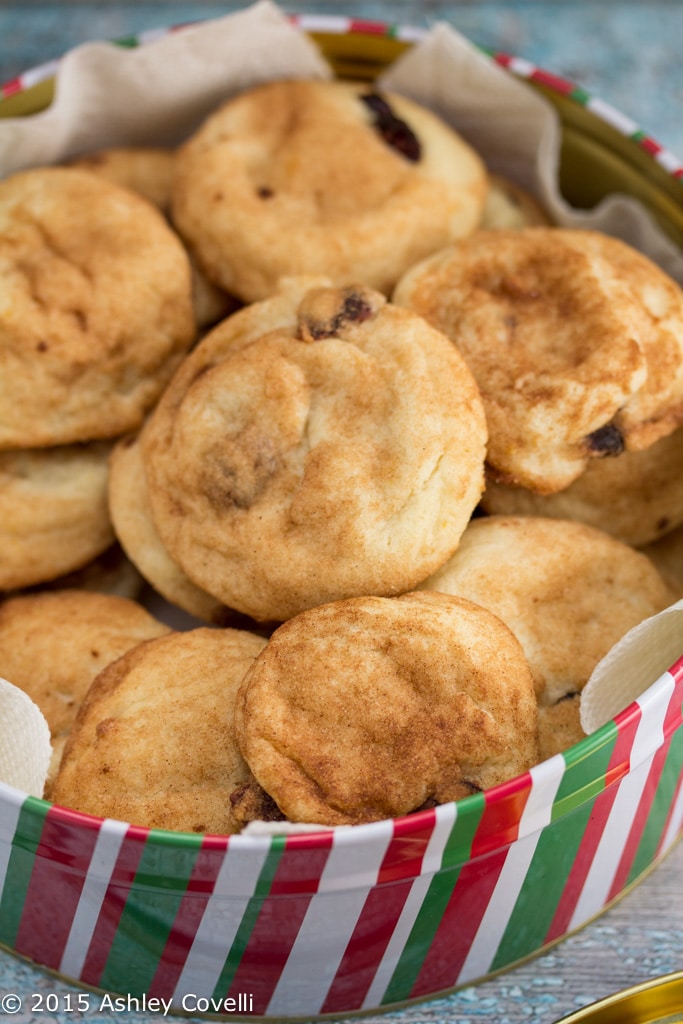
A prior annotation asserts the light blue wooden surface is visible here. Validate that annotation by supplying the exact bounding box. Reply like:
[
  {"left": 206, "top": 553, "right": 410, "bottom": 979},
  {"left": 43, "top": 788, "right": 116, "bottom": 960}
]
[{"left": 0, "top": 4, "right": 682, "bottom": 1023}]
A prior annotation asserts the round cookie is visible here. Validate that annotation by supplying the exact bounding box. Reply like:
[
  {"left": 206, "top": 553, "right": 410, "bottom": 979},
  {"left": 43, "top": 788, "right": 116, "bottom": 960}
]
[
  {"left": 481, "top": 426, "right": 683, "bottom": 547},
  {"left": 67, "top": 146, "right": 176, "bottom": 210},
  {"left": 642, "top": 522, "right": 683, "bottom": 594},
  {"left": 141, "top": 277, "right": 488, "bottom": 622},
  {"left": 231, "top": 592, "right": 539, "bottom": 827},
  {"left": 0, "top": 166, "right": 195, "bottom": 449},
  {"left": 479, "top": 174, "right": 550, "bottom": 230},
  {"left": 108, "top": 429, "right": 233, "bottom": 625},
  {"left": 171, "top": 78, "right": 488, "bottom": 302},
  {"left": 394, "top": 227, "right": 683, "bottom": 494},
  {"left": 51, "top": 627, "right": 267, "bottom": 834},
  {"left": 0, "top": 441, "right": 115, "bottom": 592},
  {"left": 0, "top": 589, "right": 169, "bottom": 788},
  {"left": 68, "top": 146, "right": 235, "bottom": 330},
  {"left": 417, "top": 515, "right": 678, "bottom": 709}
]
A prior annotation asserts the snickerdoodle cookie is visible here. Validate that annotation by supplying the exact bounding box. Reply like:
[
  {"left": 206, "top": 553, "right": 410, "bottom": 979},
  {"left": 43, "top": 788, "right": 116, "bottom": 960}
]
[
  {"left": 171, "top": 79, "right": 488, "bottom": 302},
  {"left": 68, "top": 146, "right": 235, "bottom": 329},
  {"left": 108, "top": 428, "right": 230, "bottom": 625},
  {"left": 394, "top": 227, "right": 683, "bottom": 494},
  {"left": 0, "top": 442, "right": 114, "bottom": 592},
  {"left": 0, "top": 589, "right": 169, "bottom": 787},
  {"left": 481, "top": 426, "right": 683, "bottom": 547},
  {"left": 52, "top": 627, "right": 267, "bottom": 834},
  {"left": 480, "top": 174, "right": 550, "bottom": 230},
  {"left": 140, "top": 277, "right": 487, "bottom": 622},
  {"left": 417, "top": 516, "right": 678, "bottom": 732},
  {"left": 0, "top": 166, "right": 195, "bottom": 449},
  {"left": 231, "top": 592, "right": 539, "bottom": 827}
]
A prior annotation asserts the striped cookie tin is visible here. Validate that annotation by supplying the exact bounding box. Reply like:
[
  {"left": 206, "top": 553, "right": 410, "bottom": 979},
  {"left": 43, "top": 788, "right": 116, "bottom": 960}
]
[{"left": 1, "top": 16, "right": 683, "bottom": 1020}]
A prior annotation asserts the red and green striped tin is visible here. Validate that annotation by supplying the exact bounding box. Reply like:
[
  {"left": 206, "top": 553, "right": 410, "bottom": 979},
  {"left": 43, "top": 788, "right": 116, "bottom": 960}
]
[
  {"left": 0, "top": 654, "right": 681, "bottom": 1017},
  {"left": 2, "top": 16, "right": 683, "bottom": 1018}
]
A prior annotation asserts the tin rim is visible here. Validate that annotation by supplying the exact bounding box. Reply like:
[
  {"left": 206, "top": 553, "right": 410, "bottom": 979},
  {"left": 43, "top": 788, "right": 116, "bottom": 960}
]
[{"left": 554, "top": 970, "right": 683, "bottom": 1023}]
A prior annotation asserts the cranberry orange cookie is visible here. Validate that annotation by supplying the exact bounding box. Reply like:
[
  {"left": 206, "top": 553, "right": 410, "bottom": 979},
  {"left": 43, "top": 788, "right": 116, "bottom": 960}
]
[
  {"left": 52, "top": 627, "right": 267, "bottom": 833},
  {"left": 482, "top": 426, "right": 683, "bottom": 547},
  {"left": 68, "top": 147, "right": 235, "bottom": 330},
  {"left": 479, "top": 174, "right": 550, "bottom": 230},
  {"left": 394, "top": 228, "right": 683, "bottom": 494},
  {"left": 0, "top": 589, "right": 169, "bottom": 788},
  {"left": 108, "top": 429, "right": 231, "bottom": 625},
  {"left": 231, "top": 593, "right": 539, "bottom": 827},
  {"left": 0, "top": 442, "right": 114, "bottom": 592},
  {"left": 141, "top": 278, "right": 487, "bottom": 622},
  {"left": 171, "top": 79, "right": 488, "bottom": 302},
  {"left": 0, "top": 167, "right": 195, "bottom": 449},
  {"left": 417, "top": 516, "right": 678, "bottom": 748}
]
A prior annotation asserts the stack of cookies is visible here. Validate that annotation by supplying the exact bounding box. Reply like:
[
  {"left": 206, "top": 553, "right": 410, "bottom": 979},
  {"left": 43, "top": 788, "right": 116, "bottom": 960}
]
[{"left": 1, "top": 77, "right": 681, "bottom": 833}]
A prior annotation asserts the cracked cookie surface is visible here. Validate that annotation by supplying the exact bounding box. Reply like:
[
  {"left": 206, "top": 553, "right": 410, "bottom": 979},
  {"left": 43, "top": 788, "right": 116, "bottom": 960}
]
[
  {"left": 394, "top": 227, "right": 683, "bottom": 494},
  {"left": 0, "top": 166, "right": 195, "bottom": 448},
  {"left": 171, "top": 78, "right": 487, "bottom": 302},
  {"left": 231, "top": 592, "right": 539, "bottom": 827},
  {"left": 141, "top": 277, "right": 487, "bottom": 622}
]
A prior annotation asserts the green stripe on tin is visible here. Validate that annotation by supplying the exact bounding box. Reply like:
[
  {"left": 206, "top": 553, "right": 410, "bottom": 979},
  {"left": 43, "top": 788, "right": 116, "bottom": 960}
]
[
  {"left": 381, "top": 795, "right": 486, "bottom": 1005},
  {"left": 113, "top": 36, "right": 142, "bottom": 49},
  {"left": 491, "top": 726, "right": 618, "bottom": 970},
  {"left": 210, "top": 835, "right": 287, "bottom": 1001},
  {"left": 569, "top": 86, "right": 591, "bottom": 105},
  {"left": 98, "top": 830, "right": 204, "bottom": 996},
  {"left": 0, "top": 797, "right": 49, "bottom": 947},
  {"left": 627, "top": 725, "right": 683, "bottom": 887}
]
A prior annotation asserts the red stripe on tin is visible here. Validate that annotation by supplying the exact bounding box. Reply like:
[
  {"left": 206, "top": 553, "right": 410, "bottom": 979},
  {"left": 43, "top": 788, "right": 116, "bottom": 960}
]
[
  {"left": 637, "top": 135, "right": 662, "bottom": 156},
  {"left": 544, "top": 707, "right": 641, "bottom": 943},
  {"left": 320, "top": 812, "right": 437, "bottom": 1014},
  {"left": 529, "top": 67, "right": 576, "bottom": 96},
  {"left": 13, "top": 808, "right": 102, "bottom": 969},
  {"left": 1, "top": 77, "right": 23, "bottom": 98},
  {"left": 607, "top": 671, "right": 683, "bottom": 902},
  {"left": 655, "top": 658, "right": 683, "bottom": 857},
  {"left": 223, "top": 832, "right": 334, "bottom": 1015},
  {"left": 78, "top": 825, "right": 150, "bottom": 987},
  {"left": 347, "top": 18, "right": 391, "bottom": 35},
  {"left": 409, "top": 787, "right": 529, "bottom": 998},
  {"left": 147, "top": 835, "right": 229, "bottom": 1000}
]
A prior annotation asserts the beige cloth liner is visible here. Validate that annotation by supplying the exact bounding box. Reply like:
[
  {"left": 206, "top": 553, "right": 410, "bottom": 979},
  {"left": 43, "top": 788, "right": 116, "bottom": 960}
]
[{"left": 0, "top": 0, "right": 681, "bottom": 796}]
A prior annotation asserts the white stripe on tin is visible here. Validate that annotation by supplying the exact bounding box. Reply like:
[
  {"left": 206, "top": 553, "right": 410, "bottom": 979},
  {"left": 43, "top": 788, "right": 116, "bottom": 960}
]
[
  {"left": 586, "top": 96, "right": 639, "bottom": 137},
  {"left": 456, "top": 757, "right": 565, "bottom": 984},
  {"left": 171, "top": 839, "right": 273, "bottom": 1004},
  {"left": 58, "top": 817, "right": 129, "bottom": 979},
  {"left": 568, "top": 673, "right": 675, "bottom": 931},
  {"left": 0, "top": 787, "right": 25, "bottom": 895},
  {"left": 292, "top": 14, "right": 353, "bottom": 35},
  {"left": 503, "top": 55, "right": 537, "bottom": 80},
  {"left": 362, "top": 803, "right": 457, "bottom": 1010},
  {"left": 18, "top": 60, "right": 60, "bottom": 90},
  {"left": 265, "top": 819, "right": 394, "bottom": 1016}
]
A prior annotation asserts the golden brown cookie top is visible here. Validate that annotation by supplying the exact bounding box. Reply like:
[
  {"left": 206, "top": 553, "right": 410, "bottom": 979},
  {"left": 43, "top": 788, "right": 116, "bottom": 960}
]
[
  {"left": 0, "top": 588, "right": 169, "bottom": 786},
  {"left": 0, "top": 166, "right": 195, "bottom": 448},
  {"left": 108, "top": 429, "right": 231, "bottom": 626},
  {"left": 0, "top": 442, "right": 114, "bottom": 591},
  {"left": 51, "top": 627, "right": 266, "bottom": 833},
  {"left": 171, "top": 78, "right": 488, "bottom": 301},
  {"left": 418, "top": 515, "right": 679, "bottom": 704},
  {"left": 481, "top": 425, "right": 683, "bottom": 548},
  {"left": 67, "top": 146, "right": 176, "bottom": 212},
  {"left": 141, "top": 277, "right": 487, "bottom": 622},
  {"left": 393, "top": 227, "right": 675, "bottom": 494},
  {"left": 231, "top": 592, "right": 539, "bottom": 827}
]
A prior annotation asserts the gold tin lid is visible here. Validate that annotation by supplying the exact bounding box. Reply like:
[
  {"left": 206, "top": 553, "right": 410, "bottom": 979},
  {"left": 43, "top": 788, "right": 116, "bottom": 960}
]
[{"left": 555, "top": 972, "right": 683, "bottom": 1023}]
